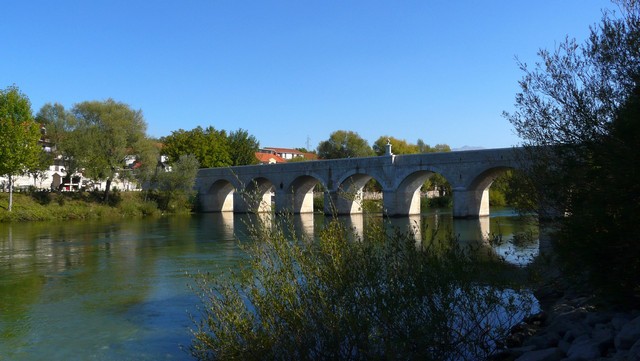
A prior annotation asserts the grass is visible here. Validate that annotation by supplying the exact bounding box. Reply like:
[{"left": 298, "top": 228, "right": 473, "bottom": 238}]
[{"left": 0, "top": 191, "right": 163, "bottom": 222}]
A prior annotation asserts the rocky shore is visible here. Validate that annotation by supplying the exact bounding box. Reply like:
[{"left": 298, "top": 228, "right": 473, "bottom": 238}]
[{"left": 492, "top": 283, "right": 640, "bottom": 361}]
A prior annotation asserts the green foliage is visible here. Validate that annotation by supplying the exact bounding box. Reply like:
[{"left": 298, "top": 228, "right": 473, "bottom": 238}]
[
  {"left": 190, "top": 214, "right": 535, "bottom": 360},
  {"left": 228, "top": 128, "right": 260, "bottom": 166},
  {"left": 424, "top": 194, "right": 452, "bottom": 209},
  {"left": 130, "top": 137, "right": 161, "bottom": 191},
  {"left": 421, "top": 173, "right": 451, "bottom": 197},
  {"left": 505, "top": 1, "right": 640, "bottom": 306},
  {"left": 415, "top": 139, "right": 451, "bottom": 153},
  {"left": 0, "top": 86, "right": 43, "bottom": 211},
  {"left": 361, "top": 199, "right": 382, "bottom": 213},
  {"left": 371, "top": 136, "right": 452, "bottom": 156},
  {"left": 0, "top": 191, "right": 161, "bottom": 222},
  {"left": 57, "top": 99, "right": 150, "bottom": 202},
  {"left": 313, "top": 193, "right": 324, "bottom": 212},
  {"left": 161, "top": 126, "right": 232, "bottom": 168},
  {"left": 555, "top": 85, "right": 640, "bottom": 306},
  {"left": 489, "top": 189, "right": 507, "bottom": 207},
  {"left": 489, "top": 171, "right": 512, "bottom": 207},
  {"left": 431, "top": 144, "right": 451, "bottom": 152},
  {"left": 372, "top": 136, "right": 418, "bottom": 155},
  {"left": 317, "top": 130, "right": 374, "bottom": 159},
  {"left": 488, "top": 170, "right": 536, "bottom": 209},
  {"left": 36, "top": 102, "right": 83, "bottom": 175},
  {"left": 154, "top": 154, "right": 200, "bottom": 212}
]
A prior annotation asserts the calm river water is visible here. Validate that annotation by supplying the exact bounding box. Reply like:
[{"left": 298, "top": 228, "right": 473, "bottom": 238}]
[{"left": 0, "top": 209, "right": 538, "bottom": 360}]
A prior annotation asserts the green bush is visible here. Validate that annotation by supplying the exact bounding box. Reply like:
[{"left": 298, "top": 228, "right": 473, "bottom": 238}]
[
  {"left": 361, "top": 199, "right": 382, "bottom": 213},
  {"left": 0, "top": 191, "right": 174, "bottom": 222},
  {"left": 489, "top": 189, "right": 507, "bottom": 207},
  {"left": 313, "top": 194, "right": 324, "bottom": 213},
  {"left": 423, "top": 195, "right": 452, "bottom": 210},
  {"left": 189, "top": 214, "right": 535, "bottom": 360},
  {"left": 553, "top": 86, "right": 640, "bottom": 308}
]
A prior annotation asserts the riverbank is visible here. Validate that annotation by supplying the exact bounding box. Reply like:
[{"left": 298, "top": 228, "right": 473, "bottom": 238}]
[
  {"left": 493, "top": 273, "right": 640, "bottom": 360},
  {"left": 0, "top": 191, "right": 169, "bottom": 222}
]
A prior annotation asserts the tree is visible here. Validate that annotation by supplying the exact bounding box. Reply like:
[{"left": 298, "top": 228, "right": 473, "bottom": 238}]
[
  {"left": 126, "top": 137, "right": 161, "bottom": 198},
  {"left": 0, "top": 86, "right": 42, "bottom": 211},
  {"left": 161, "top": 126, "right": 232, "bottom": 168},
  {"left": 317, "top": 130, "right": 374, "bottom": 159},
  {"left": 35, "top": 103, "right": 73, "bottom": 152},
  {"left": 68, "top": 99, "right": 149, "bottom": 202},
  {"left": 431, "top": 143, "right": 451, "bottom": 152},
  {"left": 35, "top": 103, "right": 82, "bottom": 186},
  {"left": 228, "top": 128, "right": 259, "bottom": 166},
  {"left": 372, "top": 136, "right": 419, "bottom": 155},
  {"left": 504, "top": 0, "right": 640, "bottom": 306},
  {"left": 155, "top": 154, "right": 200, "bottom": 212}
]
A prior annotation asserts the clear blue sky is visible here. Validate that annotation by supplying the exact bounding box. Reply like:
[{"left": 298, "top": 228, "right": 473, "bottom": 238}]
[{"left": 1, "top": 1, "right": 613, "bottom": 150}]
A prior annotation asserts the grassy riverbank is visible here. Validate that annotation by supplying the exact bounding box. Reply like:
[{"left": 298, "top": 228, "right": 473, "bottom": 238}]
[{"left": 0, "top": 191, "right": 177, "bottom": 222}]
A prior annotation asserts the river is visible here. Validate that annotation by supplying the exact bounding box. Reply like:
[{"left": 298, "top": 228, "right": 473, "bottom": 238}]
[{"left": 0, "top": 208, "right": 538, "bottom": 360}]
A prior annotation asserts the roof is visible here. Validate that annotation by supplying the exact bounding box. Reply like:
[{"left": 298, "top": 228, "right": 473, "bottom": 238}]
[
  {"left": 301, "top": 152, "right": 318, "bottom": 160},
  {"left": 255, "top": 152, "right": 286, "bottom": 164},
  {"left": 263, "top": 147, "right": 304, "bottom": 155}
]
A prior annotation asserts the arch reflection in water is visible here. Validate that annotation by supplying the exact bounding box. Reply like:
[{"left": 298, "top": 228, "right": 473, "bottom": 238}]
[
  {"left": 292, "top": 212, "right": 315, "bottom": 240},
  {"left": 330, "top": 210, "right": 539, "bottom": 266},
  {"left": 386, "top": 215, "right": 422, "bottom": 243},
  {"left": 453, "top": 217, "right": 491, "bottom": 243},
  {"left": 341, "top": 213, "right": 365, "bottom": 240},
  {"left": 215, "top": 212, "right": 235, "bottom": 240}
]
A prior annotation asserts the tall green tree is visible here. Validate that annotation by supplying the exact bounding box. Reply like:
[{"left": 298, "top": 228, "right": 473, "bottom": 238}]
[
  {"left": 228, "top": 128, "right": 259, "bottom": 166},
  {"left": 68, "top": 99, "right": 149, "bottom": 202},
  {"left": 132, "top": 138, "right": 162, "bottom": 198},
  {"left": 416, "top": 139, "right": 430, "bottom": 153},
  {"left": 0, "top": 86, "right": 42, "bottom": 211},
  {"left": 505, "top": 0, "right": 640, "bottom": 306},
  {"left": 35, "top": 103, "right": 83, "bottom": 178},
  {"left": 431, "top": 144, "right": 451, "bottom": 152},
  {"left": 161, "top": 126, "right": 232, "bottom": 168},
  {"left": 156, "top": 154, "right": 200, "bottom": 212},
  {"left": 317, "top": 130, "right": 374, "bottom": 159},
  {"left": 35, "top": 103, "right": 74, "bottom": 152},
  {"left": 372, "top": 136, "right": 419, "bottom": 155}
]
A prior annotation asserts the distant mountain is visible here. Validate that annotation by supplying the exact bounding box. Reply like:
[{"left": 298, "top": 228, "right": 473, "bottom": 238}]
[{"left": 452, "top": 145, "right": 485, "bottom": 151}]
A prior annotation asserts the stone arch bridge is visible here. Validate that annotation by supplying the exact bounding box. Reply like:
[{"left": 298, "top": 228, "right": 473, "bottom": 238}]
[{"left": 195, "top": 147, "right": 526, "bottom": 218}]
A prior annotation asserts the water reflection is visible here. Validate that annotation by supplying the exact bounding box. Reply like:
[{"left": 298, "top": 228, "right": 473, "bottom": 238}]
[
  {"left": 292, "top": 213, "right": 315, "bottom": 240},
  {"left": 332, "top": 209, "right": 539, "bottom": 266},
  {"left": 0, "top": 209, "right": 539, "bottom": 360}
]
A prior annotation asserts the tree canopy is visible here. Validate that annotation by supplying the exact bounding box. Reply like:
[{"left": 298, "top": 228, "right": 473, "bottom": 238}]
[
  {"left": 228, "top": 128, "right": 260, "bottom": 166},
  {"left": 372, "top": 136, "right": 418, "bottom": 155},
  {"left": 0, "top": 86, "right": 42, "bottom": 211},
  {"left": 161, "top": 126, "right": 259, "bottom": 168},
  {"left": 372, "top": 136, "right": 452, "bottom": 156},
  {"left": 66, "top": 99, "right": 149, "bottom": 201},
  {"left": 317, "top": 130, "right": 374, "bottom": 159},
  {"left": 505, "top": 0, "right": 640, "bottom": 306}
]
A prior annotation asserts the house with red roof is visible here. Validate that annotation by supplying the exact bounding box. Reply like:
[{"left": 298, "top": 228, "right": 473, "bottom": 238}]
[{"left": 255, "top": 149, "right": 287, "bottom": 164}]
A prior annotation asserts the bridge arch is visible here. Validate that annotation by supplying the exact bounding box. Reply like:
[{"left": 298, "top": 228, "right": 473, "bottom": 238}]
[
  {"left": 235, "top": 177, "right": 275, "bottom": 213},
  {"left": 200, "top": 178, "right": 240, "bottom": 212},
  {"left": 329, "top": 172, "right": 379, "bottom": 215},
  {"left": 383, "top": 170, "right": 443, "bottom": 216},
  {"left": 453, "top": 166, "right": 513, "bottom": 217},
  {"left": 275, "top": 175, "right": 325, "bottom": 214}
]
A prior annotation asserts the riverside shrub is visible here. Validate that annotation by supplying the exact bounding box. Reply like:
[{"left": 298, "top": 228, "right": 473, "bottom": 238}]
[{"left": 189, "top": 214, "right": 536, "bottom": 361}]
